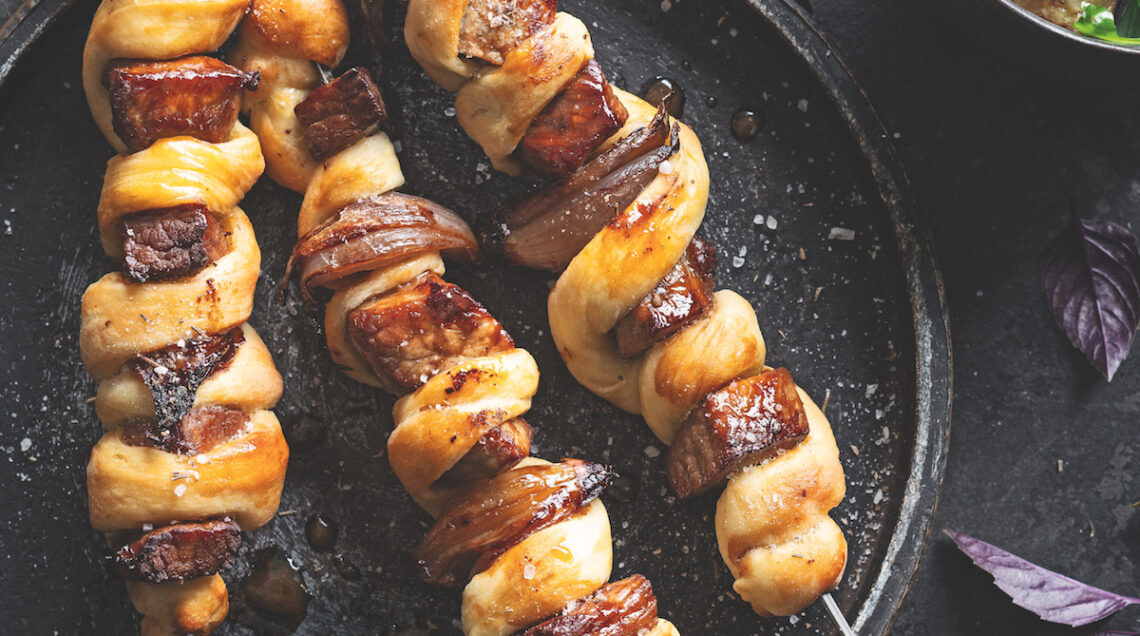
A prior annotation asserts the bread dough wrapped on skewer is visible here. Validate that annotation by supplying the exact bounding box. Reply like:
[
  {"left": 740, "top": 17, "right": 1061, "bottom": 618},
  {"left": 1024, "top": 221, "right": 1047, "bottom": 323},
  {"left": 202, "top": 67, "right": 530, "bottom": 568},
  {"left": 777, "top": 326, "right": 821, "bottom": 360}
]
[
  {"left": 81, "top": 1, "right": 289, "bottom": 632},
  {"left": 403, "top": 0, "right": 848, "bottom": 616},
  {"left": 230, "top": 1, "right": 680, "bottom": 633}
]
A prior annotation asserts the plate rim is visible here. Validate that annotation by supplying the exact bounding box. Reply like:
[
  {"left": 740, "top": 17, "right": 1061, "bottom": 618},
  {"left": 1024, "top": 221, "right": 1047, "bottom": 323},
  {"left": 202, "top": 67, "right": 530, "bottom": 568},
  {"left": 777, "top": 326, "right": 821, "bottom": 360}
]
[
  {"left": 0, "top": 0, "right": 952, "bottom": 632},
  {"left": 746, "top": 1, "right": 953, "bottom": 633}
]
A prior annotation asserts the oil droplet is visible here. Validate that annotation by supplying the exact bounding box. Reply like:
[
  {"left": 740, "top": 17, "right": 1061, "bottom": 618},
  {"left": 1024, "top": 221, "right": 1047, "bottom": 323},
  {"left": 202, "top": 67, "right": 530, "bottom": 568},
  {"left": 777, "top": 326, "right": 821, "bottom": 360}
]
[
  {"left": 705, "top": 96, "right": 718, "bottom": 109},
  {"left": 681, "top": 59, "right": 692, "bottom": 71},
  {"left": 305, "top": 513, "right": 338, "bottom": 552},
  {"left": 640, "top": 76, "right": 685, "bottom": 118},
  {"left": 332, "top": 554, "right": 362, "bottom": 581},
  {"left": 731, "top": 108, "right": 764, "bottom": 142},
  {"left": 242, "top": 548, "right": 309, "bottom": 628}
]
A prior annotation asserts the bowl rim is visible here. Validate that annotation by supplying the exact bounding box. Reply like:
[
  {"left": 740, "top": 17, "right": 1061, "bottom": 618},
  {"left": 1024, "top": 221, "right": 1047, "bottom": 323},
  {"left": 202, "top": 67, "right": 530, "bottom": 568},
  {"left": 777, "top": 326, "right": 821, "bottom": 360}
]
[{"left": 993, "top": 0, "right": 1140, "bottom": 55}]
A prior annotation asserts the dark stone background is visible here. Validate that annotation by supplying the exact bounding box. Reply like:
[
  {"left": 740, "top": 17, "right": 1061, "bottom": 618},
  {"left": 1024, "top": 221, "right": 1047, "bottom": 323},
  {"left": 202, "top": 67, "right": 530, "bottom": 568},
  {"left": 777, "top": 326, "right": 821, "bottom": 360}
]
[
  {"left": 803, "top": 1, "right": 1140, "bottom": 634},
  {"left": 2, "top": 0, "right": 1139, "bottom": 634}
]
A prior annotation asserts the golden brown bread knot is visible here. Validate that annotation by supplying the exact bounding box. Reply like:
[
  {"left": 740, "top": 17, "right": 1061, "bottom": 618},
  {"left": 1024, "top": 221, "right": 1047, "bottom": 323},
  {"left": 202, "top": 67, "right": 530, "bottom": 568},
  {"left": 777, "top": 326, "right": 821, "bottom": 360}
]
[
  {"left": 404, "top": 0, "right": 847, "bottom": 617},
  {"left": 230, "top": 2, "right": 678, "bottom": 633},
  {"left": 81, "top": 1, "right": 289, "bottom": 633}
]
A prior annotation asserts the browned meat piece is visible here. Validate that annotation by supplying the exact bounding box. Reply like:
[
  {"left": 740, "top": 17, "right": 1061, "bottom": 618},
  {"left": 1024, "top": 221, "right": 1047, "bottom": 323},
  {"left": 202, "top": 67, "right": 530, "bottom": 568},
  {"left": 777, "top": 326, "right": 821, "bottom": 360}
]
[
  {"left": 122, "top": 406, "right": 250, "bottom": 455},
  {"left": 415, "top": 459, "right": 612, "bottom": 587},
  {"left": 294, "top": 67, "right": 388, "bottom": 162},
  {"left": 517, "top": 59, "right": 629, "bottom": 176},
  {"left": 121, "top": 204, "right": 228, "bottom": 284},
  {"left": 439, "top": 418, "right": 532, "bottom": 484},
  {"left": 666, "top": 368, "right": 810, "bottom": 499},
  {"left": 522, "top": 575, "right": 658, "bottom": 635},
  {"left": 347, "top": 272, "right": 515, "bottom": 395},
  {"left": 613, "top": 237, "right": 716, "bottom": 357},
  {"left": 131, "top": 327, "right": 246, "bottom": 435},
  {"left": 106, "top": 56, "right": 258, "bottom": 152},
  {"left": 112, "top": 519, "right": 241, "bottom": 582},
  {"left": 457, "top": 0, "right": 558, "bottom": 65}
]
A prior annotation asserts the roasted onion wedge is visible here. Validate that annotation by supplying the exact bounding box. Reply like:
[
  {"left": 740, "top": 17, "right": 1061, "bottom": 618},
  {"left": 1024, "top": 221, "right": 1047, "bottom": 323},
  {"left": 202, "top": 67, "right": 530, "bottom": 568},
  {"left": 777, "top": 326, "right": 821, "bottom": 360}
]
[
  {"left": 285, "top": 192, "right": 478, "bottom": 299},
  {"left": 490, "top": 100, "right": 680, "bottom": 272},
  {"left": 414, "top": 459, "right": 612, "bottom": 587},
  {"left": 521, "top": 574, "right": 658, "bottom": 636},
  {"left": 666, "top": 368, "right": 810, "bottom": 498}
]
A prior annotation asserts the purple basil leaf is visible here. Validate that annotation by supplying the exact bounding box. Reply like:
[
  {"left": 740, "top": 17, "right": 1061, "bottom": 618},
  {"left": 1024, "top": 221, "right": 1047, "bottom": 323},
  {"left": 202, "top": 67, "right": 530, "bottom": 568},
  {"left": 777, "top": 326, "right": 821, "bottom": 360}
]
[
  {"left": 1043, "top": 216, "right": 1140, "bottom": 381},
  {"left": 945, "top": 530, "right": 1140, "bottom": 626}
]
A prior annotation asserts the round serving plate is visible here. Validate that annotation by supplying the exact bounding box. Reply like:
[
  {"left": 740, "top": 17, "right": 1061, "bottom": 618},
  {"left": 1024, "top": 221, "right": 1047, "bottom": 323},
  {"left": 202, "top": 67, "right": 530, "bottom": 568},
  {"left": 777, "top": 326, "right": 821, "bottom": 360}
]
[{"left": 0, "top": 0, "right": 950, "bottom": 633}]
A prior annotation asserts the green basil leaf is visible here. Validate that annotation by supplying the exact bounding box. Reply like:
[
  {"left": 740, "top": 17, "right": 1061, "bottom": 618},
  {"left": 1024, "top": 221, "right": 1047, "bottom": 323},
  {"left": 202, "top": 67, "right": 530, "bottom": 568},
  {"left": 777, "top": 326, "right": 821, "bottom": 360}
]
[{"left": 1074, "top": 3, "right": 1140, "bottom": 44}]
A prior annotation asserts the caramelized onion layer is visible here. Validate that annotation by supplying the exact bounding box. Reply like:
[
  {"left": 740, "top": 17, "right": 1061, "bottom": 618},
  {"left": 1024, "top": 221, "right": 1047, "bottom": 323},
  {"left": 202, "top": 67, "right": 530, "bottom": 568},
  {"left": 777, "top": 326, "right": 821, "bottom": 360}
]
[
  {"left": 414, "top": 459, "right": 612, "bottom": 587},
  {"left": 286, "top": 192, "right": 478, "bottom": 299},
  {"left": 491, "top": 100, "right": 680, "bottom": 272},
  {"left": 522, "top": 574, "right": 658, "bottom": 636}
]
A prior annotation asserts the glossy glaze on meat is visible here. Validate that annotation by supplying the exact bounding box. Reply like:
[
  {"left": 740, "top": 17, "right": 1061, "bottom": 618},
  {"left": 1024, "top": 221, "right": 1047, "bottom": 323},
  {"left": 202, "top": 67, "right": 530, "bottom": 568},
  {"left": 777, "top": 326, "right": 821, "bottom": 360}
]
[
  {"left": 440, "top": 418, "right": 532, "bottom": 484},
  {"left": 517, "top": 59, "right": 629, "bottom": 176},
  {"left": 414, "top": 460, "right": 612, "bottom": 587},
  {"left": 457, "top": 0, "right": 558, "bottom": 65},
  {"left": 112, "top": 519, "right": 241, "bottom": 582},
  {"left": 122, "top": 405, "right": 250, "bottom": 455},
  {"left": 347, "top": 272, "right": 515, "bottom": 394},
  {"left": 131, "top": 327, "right": 245, "bottom": 435},
  {"left": 120, "top": 204, "right": 228, "bottom": 284},
  {"left": 521, "top": 575, "right": 658, "bottom": 636},
  {"left": 294, "top": 66, "right": 388, "bottom": 161},
  {"left": 667, "top": 368, "right": 810, "bottom": 498},
  {"left": 612, "top": 236, "right": 716, "bottom": 357},
  {"left": 106, "top": 56, "right": 257, "bottom": 152}
]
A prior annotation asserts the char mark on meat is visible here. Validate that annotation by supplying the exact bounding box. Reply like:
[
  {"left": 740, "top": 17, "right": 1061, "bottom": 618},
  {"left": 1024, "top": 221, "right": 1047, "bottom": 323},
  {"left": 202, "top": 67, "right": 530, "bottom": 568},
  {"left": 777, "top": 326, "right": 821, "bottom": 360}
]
[
  {"left": 667, "top": 368, "right": 810, "bottom": 498},
  {"left": 131, "top": 327, "right": 245, "bottom": 439},
  {"left": 106, "top": 56, "right": 257, "bottom": 152},
  {"left": 438, "top": 418, "right": 532, "bottom": 484},
  {"left": 294, "top": 67, "right": 388, "bottom": 162},
  {"left": 121, "top": 204, "right": 228, "bottom": 284},
  {"left": 517, "top": 59, "right": 629, "bottom": 176},
  {"left": 347, "top": 272, "right": 514, "bottom": 395},
  {"left": 111, "top": 519, "right": 242, "bottom": 583},
  {"left": 613, "top": 236, "right": 716, "bottom": 357}
]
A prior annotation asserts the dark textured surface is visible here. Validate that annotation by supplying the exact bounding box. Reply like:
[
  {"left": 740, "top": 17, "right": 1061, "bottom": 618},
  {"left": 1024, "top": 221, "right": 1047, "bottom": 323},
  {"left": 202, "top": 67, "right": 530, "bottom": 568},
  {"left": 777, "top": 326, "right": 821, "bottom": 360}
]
[
  {"left": 806, "top": 2, "right": 1140, "bottom": 634},
  {"left": 0, "top": 0, "right": 949, "bottom": 635}
]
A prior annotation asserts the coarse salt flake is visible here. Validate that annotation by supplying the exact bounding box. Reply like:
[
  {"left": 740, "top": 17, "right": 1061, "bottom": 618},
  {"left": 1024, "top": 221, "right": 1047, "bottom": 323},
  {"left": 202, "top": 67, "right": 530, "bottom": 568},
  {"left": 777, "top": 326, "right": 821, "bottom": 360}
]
[
  {"left": 644, "top": 445, "right": 661, "bottom": 458},
  {"left": 522, "top": 563, "right": 537, "bottom": 580},
  {"left": 659, "top": 159, "right": 674, "bottom": 175},
  {"left": 174, "top": 483, "right": 188, "bottom": 497},
  {"left": 753, "top": 214, "right": 764, "bottom": 225},
  {"left": 829, "top": 227, "right": 856, "bottom": 241},
  {"left": 19, "top": 438, "right": 30, "bottom": 452}
]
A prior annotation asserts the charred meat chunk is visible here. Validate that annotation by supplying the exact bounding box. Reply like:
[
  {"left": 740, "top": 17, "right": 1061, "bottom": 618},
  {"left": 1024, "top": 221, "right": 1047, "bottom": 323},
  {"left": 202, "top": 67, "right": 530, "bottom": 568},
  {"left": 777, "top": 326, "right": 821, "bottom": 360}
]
[
  {"left": 613, "top": 237, "right": 716, "bottom": 357},
  {"left": 522, "top": 575, "right": 659, "bottom": 635},
  {"left": 106, "top": 56, "right": 257, "bottom": 152},
  {"left": 667, "top": 368, "right": 810, "bottom": 499},
  {"left": 131, "top": 327, "right": 245, "bottom": 437},
  {"left": 517, "top": 59, "right": 629, "bottom": 176},
  {"left": 112, "top": 519, "right": 241, "bottom": 582},
  {"left": 415, "top": 459, "right": 612, "bottom": 587},
  {"left": 122, "top": 406, "right": 250, "bottom": 455},
  {"left": 121, "top": 204, "right": 228, "bottom": 284},
  {"left": 347, "top": 272, "right": 514, "bottom": 395},
  {"left": 294, "top": 67, "right": 387, "bottom": 162},
  {"left": 439, "top": 418, "right": 532, "bottom": 484},
  {"left": 457, "top": 0, "right": 558, "bottom": 65}
]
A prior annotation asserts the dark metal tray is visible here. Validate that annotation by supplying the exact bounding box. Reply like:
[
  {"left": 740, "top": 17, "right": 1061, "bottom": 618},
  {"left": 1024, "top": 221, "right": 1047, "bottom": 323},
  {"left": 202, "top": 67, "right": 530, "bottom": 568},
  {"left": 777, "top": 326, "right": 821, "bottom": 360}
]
[{"left": 0, "top": 0, "right": 950, "bottom": 633}]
